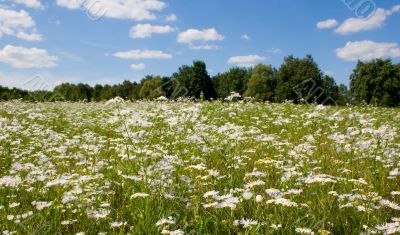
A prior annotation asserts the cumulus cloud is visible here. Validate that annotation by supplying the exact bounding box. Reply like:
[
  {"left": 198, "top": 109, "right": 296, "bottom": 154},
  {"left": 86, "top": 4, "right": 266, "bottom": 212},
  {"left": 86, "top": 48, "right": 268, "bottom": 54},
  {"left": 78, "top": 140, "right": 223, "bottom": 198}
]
[
  {"left": 55, "top": 0, "right": 167, "bottom": 21},
  {"left": 13, "top": 0, "right": 43, "bottom": 9},
  {"left": 336, "top": 41, "right": 400, "bottom": 61},
  {"left": 177, "top": 28, "right": 224, "bottom": 44},
  {"left": 0, "top": 8, "right": 42, "bottom": 41},
  {"left": 316, "top": 19, "right": 338, "bottom": 29},
  {"left": 113, "top": 49, "right": 172, "bottom": 60},
  {"left": 227, "top": 55, "right": 266, "bottom": 67},
  {"left": 177, "top": 28, "right": 224, "bottom": 49},
  {"left": 241, "top": 34, "right": 251, "bottom": 40},
  {"left": 0, "top": 45, "right": 58, "bottom": 68},
  {"left": 335, "top": 5, "right": 400, "bottom": 35},
  {"left": 165, "top": 14, "right": 177, "bottom": 22},
  {"left": 130, "top": 63, "right": 146, "bottom": 70},
  {"left": 130, "top": 24, "right": 176, "bottom": 39}
]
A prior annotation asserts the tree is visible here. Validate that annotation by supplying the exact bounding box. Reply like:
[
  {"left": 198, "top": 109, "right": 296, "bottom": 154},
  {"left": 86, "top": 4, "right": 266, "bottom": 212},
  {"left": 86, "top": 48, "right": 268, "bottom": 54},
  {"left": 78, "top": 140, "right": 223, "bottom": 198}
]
[
  {"left": 350, "top": 59, "right": 400, "bottom": 107},
  {"left": 139, "top": 76, "right": 165, "bottom": 99},
  {"left": 172, "top": 61, "right": 216, "bottom": 100},
  {"left": 320, "top": 75, "right": 341, "bottom": 105},
  {"left": 275, "top": 55, "right": 323, "bottom": 103},
  {"left": 244, "top": 64, "right": 276, "bottom": 101},
  {"left": 92, "top": 84, "right": 104, "bottom": 101},
  {"left": 213, "top": 67, "right": 250, "bottom": 98},
  {"left": 338, "top": 84, "right": 351, "bottom": 105}
]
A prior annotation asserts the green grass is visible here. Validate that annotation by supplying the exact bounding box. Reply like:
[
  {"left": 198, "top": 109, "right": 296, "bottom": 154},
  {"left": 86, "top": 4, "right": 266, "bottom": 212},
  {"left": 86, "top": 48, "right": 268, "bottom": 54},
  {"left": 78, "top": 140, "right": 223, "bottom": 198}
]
[{"left": 0, "top": 101, "right": 399, "bottom": 235}]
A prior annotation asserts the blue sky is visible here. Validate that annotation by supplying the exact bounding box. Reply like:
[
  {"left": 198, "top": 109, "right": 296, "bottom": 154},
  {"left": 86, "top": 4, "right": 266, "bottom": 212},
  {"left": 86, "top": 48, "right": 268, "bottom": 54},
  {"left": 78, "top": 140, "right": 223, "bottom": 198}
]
[{"left": 0, "top": 0, "right": 399, "bottom": 90}]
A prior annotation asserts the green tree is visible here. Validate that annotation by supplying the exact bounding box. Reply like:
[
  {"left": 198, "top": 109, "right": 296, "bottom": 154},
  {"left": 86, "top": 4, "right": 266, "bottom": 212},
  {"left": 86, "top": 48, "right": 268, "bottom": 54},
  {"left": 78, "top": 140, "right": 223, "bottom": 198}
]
[
  {"left": 139, "top": 76, "right": 165, "bottom": 99},
  {"left": 172, "top": 61, "right": 216, "bottom": 100},
  {"left": 213, "top": 67, "right": 250, "bottom": 98},
  {"left": 275, "top": 55, "right": 323, "bottom": 103},
  {"left": 244, "top": 64, "right": 276, "bottom": 101},
  {"left": 350, "top": 59, "right": 400, "bottom": 107},
  {"left": 338, "top": 84, "right": 351, "bottom": 105},
  {"left": 320, "top": 75, "right": 341, "bottom": 105}
]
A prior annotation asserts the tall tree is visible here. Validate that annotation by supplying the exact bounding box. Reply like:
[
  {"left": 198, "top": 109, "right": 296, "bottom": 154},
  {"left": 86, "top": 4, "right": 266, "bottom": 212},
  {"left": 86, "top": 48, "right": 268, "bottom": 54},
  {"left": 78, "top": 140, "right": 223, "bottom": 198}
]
[
  {"left": 139, "top": 76, "right": 165, "bottom": 99},
  {"left": 213, "top": 67, "right": 250, "bottom": 98},
  {"left": 275, "top": 55, "right": 323, "bottom": 103},
  {"left": 172, "top": 61, "right": 216, "bottom": 100},
  {"left": 350, "top": 59, "right": 400, "bottom": 107},
  {"left": 244, "top": 64, "right": 276, "bottom": 101}
]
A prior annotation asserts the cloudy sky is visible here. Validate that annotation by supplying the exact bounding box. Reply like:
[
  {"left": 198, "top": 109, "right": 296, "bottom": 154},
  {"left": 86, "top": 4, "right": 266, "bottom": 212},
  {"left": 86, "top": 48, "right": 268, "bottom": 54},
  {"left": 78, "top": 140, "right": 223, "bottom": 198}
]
[{"left": 0, "top": 0, "right": 399, "bottom": 90}]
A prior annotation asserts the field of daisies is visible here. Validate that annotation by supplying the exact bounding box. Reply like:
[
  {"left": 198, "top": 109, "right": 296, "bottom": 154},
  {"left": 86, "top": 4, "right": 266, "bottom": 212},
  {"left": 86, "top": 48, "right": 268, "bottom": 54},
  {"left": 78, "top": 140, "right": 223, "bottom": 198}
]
[{"left": 0, "top": 100, "right": 399, "bottom": 235}]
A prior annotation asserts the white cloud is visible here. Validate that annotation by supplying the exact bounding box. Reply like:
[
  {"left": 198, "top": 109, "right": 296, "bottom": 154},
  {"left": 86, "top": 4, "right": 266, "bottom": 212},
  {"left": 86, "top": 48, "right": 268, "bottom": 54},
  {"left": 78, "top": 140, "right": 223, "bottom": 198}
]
[
  {"left": 0, "top": 45, "right": 58, "bottom": 68},
  {"left": 0, "top": 8, "right": 42, "bottom": 41},
  {"left": 316, "top": 19, "right": 338, "bottom": 29},
  {"left": 266, "top": 48, "right": 282, "bottom": 54},
  {"left": 336, "top": 41, "right": 400, "bottom": 61},
  {"left": 335, "top": 5, "right": 400, "bottom": 35},
  {"left": 227, "top": 55, "right": 266, "bottom": 67},
  {"left": 241, "top": 34, "right": 251, "bottom": 40},
  {"left": 130, "top": 24, "right": 175, "bottom": 39},
  {"left": 177, "top": 28, "right": 224, "bottom": 50},
  {"left": 165, "top": 14, "right": 177, "bottom": 22},
  {"left": 177, "top": 28, "right": 224, "bottom": 44},
  {"left": 13, "top": 0, "right": 44, "bottom": 9},
  {"left": 56, "top": 0, "right": 167, "bottom": 21},
  {"left": 55, "top": 0, "right": 80, "bottom": 9},
  {"left": 130, "top": 63, "right": 146, "bottom": 70},
  {"left": 189, "top": 44, "right": 218, "bottom": 50},
  {"left": 113, "top": 49, "right": 172, "bottom": 60}
]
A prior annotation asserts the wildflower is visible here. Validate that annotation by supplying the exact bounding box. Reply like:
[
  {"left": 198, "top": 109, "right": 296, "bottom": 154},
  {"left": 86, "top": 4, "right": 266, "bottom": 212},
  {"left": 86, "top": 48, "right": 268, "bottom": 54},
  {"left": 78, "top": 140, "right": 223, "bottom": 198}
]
[
  {"left": 244, "top": 180, "right": 265, "bottom": 189},
  {"left": 110, "top": 221, "right": 126, "bottom": 228},
  {"left": 391, "top": 191, "right": 400, "bottom": 196},
  {"left": 0, "top": 176, "right": 22, "bottom": 188},
  {"left": 240, "top": 219, "right": 258, "bottom": 228},
  {"left": 21, "top": 211, "right": 33, "bottom": 219},
  {"left": 203, "top": 191, "right": 219, "bottom": 198},
  {"left": 266, "top": 198, "right": 298, "bottom": 207},
  {"left": 156, "top": 217, "right": 175, "bottom": 226},
  {"left": 375, "top": 222, "right": 400, "bottom": 234},
  {"left": 131, "top": 193, "right": 150, "bottom": 199},
  {"left": 255, "top": 195, "right": 263, "bottom": 203},
  {"left": 32, "top": 201, "right": 53, "bottom": 211},
  {"left": 61, "top": 220, "right": 74, "bottom": 225},
  {"left": 265, "top": 188, "right": 282, "bottom": 199},
  {"left": 86, "top": 208, "right": 110, "bottom": 219},
  {"left": 106, "top": 97, "right": 125, "bottom": 105},
  {"left": 270, "top": 224, "right": 282, "bottom": 230},
  {"left": 242, "top": 191, "right": 253, "bottom": 200},
  {"left": 9, "top": 203, "right": 20, "bottom": 208},
  {"left": 169, "top": 230, "right": 185, "bottom": 235},
  {"left": 156, "top": 96, "right": 168, "bottom": 102},
  {"left": 233, "top": 220, "right": 240, "bottom": 226},
  {"left": 380, "top": 199, "right": 400, "bottom": 210},
  {"left": 295, "top": 227, "right": 315, "bottom": 235}
]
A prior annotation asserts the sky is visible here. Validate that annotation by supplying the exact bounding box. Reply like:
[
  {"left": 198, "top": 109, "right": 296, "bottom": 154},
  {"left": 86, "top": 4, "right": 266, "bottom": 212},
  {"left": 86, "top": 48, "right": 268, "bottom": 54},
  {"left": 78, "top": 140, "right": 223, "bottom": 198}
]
[{"left": 0, "top": 0, "right": 399, "bottom": 90}]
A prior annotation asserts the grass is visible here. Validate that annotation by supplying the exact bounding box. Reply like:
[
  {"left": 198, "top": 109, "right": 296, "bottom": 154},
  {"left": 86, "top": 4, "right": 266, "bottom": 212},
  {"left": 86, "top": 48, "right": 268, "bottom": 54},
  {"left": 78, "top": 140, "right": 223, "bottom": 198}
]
[{"left": 0, "top": 100, "right": 399, "bottom": 234}]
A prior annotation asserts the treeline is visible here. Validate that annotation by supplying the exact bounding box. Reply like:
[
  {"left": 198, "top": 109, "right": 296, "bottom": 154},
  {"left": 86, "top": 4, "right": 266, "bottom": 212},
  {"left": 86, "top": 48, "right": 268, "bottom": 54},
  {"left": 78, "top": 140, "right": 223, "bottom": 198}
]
[{"left": 0, "top": 55, "right": 399, "bottom": 107}]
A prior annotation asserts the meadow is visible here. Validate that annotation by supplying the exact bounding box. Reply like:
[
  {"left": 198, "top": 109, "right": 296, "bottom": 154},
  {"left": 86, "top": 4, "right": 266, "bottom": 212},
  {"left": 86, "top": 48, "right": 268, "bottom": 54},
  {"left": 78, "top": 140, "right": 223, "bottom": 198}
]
[{"left": 0, "top": 100, "right": 399, "bottom": 235}]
